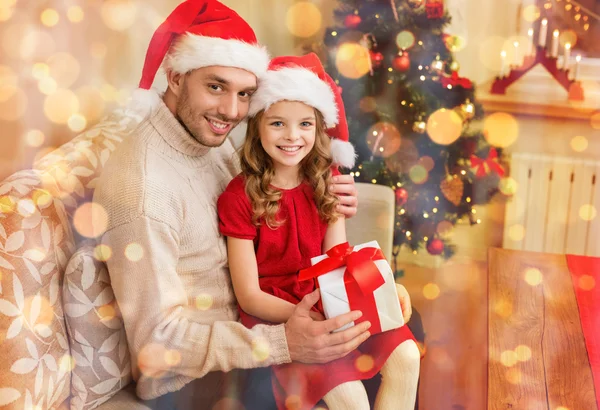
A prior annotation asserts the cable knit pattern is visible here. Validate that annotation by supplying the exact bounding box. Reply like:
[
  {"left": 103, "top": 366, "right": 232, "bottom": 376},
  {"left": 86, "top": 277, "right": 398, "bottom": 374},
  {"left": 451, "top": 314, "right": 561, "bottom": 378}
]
[{"left": 92, "top": 101, "right": 290, "bottom": 401}]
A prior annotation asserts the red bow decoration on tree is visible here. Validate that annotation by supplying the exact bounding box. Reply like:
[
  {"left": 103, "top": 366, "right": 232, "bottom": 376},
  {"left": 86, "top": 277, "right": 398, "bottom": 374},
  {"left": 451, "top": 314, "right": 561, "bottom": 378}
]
[
  {"left": 441, "top": 71, "right": 473, "bottom": 89},
  {"left": 299, "top": 242, "right": 386, "bottom": 333},
  {"left": 470, "top": 148, "right": 505, "bottom": 178}
]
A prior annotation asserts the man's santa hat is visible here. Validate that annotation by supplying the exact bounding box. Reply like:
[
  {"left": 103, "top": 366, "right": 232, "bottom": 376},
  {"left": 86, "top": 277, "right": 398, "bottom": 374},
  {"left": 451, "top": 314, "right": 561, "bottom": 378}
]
[
  {"left": 131, "top": 0, "right": 270, "bottom": 116},
  {"left": 248, "top": 53, "right": 356, "bottom": 169}
]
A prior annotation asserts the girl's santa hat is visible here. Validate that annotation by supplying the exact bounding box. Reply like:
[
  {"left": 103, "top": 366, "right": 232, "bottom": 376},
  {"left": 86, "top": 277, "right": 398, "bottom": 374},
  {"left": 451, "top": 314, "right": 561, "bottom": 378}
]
[
  {"left": 248, "top": 53, "right": 356, "bottom": 169},
  {"left": 131, "top": 0, "right": 270, "bottom": 116}
]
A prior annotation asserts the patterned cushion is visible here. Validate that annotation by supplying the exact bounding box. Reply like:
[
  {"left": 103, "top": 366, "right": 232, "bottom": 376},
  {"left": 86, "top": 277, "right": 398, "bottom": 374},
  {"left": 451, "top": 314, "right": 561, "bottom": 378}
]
[
  {"left": 0, "top": 109, "right": 142, "bottom": 409},
  {"left": 0, "top": 170, "right": 74, "bottom": 409},
  {"left": 63, "top": 244, "right": 131, "bottom": 410}
]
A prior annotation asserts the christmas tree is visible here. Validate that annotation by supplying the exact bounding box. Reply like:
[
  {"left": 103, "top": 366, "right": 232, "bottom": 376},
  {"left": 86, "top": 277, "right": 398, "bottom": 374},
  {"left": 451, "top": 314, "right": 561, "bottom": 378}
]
[{"left": 318, "top": 0, "right": 503, "bottom": 259}]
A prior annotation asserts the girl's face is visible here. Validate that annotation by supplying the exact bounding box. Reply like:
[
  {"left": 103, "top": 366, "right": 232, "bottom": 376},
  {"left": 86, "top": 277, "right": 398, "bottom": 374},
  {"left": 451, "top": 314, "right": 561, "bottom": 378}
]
[{"left": 259, "top": 101, "right": 316, "bottom": 173}]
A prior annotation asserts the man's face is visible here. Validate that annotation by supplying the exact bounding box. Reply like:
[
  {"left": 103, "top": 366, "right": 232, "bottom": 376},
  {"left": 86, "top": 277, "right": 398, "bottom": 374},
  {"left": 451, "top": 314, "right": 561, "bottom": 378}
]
[{"left": 175, "top": 66, "right": 257, "bottom": 147}]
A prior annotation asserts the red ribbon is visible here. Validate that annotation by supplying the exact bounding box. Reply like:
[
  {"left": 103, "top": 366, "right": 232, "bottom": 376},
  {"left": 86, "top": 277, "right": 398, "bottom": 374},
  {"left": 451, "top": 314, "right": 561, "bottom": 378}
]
[
  {"left": 470, "top": 148, "right": 505, "bottom": 178},
  {"left": 441, "top": 71, "right": 473, "bottom": 89},
  {"left": 299, "top": 242, "right": 386, "bottom": 333}
]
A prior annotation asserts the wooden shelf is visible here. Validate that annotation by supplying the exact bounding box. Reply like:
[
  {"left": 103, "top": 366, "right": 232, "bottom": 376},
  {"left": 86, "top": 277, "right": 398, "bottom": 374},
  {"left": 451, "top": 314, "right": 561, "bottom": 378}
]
[{"left": 477, "top": 66, "right": 600, "bottom": 121}]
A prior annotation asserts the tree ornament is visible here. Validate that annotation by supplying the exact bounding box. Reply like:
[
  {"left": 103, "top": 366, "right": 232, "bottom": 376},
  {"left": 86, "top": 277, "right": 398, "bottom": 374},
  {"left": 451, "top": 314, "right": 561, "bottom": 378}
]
[
  {"left": 395, "top": 187, "right": 409, "bottom": 206},
  {"left": 413, "top": 119, "right": 426, "bottom": 134},
  {"left": 392, "top": 52, "right": 411, "bottom": 72},
  {"left": 431, "top": 56, "right": 444, "bottom": 74},
  {"left": 426, "top": 0, "right": 444, "bottom": 19},
  {"left": 440, "top": 174, "right": 464, "bottom": 206},
  {"left": 344, "top": 13, "right": 362, "bottom": 29},
  {"left": 407, "top": 0, "right": 424, "bottom": 9},
  {"left": 370, "top": 50, "right": 384, "bottom": 68},
  {"left": 396, "top": 30, "right": 416, "bottom": 50},
  {"left": 449, "top": 60, "right": 460, "bottom": 72},
  {"left": 458, "top": 99, "right": 475, "bottom": 120},
  {"left": 470, "top": 148, "right": 505, "bottom": 178},
  {"left": 427, "top": 238, "right": 444, "bottom": 255}
]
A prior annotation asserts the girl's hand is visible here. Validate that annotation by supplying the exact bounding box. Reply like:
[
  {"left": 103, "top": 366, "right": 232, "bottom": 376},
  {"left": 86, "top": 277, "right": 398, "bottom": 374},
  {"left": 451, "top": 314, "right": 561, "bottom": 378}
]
[
  {"left": 309, "top": 310, "right": 326, "bottom": 321},
  {"left": 331, "top": 175, "right": 358, "bottom": 218}
]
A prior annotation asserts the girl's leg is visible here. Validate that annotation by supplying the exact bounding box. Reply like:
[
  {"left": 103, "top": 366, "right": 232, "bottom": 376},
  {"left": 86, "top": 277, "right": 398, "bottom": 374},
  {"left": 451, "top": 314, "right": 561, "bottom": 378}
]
[
  {"left": 322, "top": 380, "right": 370, "bottom": 410},
  {"left": 374, "top": 340, "right": 420, "bottom": 410}
]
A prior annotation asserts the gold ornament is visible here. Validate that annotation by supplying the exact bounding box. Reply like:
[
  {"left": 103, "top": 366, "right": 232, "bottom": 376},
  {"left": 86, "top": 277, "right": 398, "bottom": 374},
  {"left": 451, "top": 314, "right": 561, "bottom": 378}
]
[
  {"left": 413, "top": 119, "right": 426, "bottom": 133},
  {"left": 458, "top": 99, "right": 475, "bottom": 121},
  {"left": 431, "top": 56, "right": 444, "bottom": 74},
  {"left": 449, "top": 60, "right": 460, "bottom": 72},
  {"left": 440, "top": 175, "right": 464, "bottom": 206},
  {"left": 407, "top": 0, "right": 424, "bottom": 8}
]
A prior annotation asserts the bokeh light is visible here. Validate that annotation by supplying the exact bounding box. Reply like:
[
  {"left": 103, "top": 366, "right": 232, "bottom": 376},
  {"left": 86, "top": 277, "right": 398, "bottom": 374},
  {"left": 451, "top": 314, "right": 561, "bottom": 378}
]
[
  {"left": 436, "top": 220, "right": 453, "bottom": 236},
  {"left": 17, "top": 198, "right": 36, "bottom": 217},
  {"left": 76, "top": 86, "right": 106, "bottom": 122},
  {"left": 524, "top": 268, "right": 543, "bottom": 286},
  {"left": 32, "top": 63, "right": 49, "bottom": 80},
  {"left": 423, "top": 283, "right": 440, "bottom": 300},
  {"left": 478, "top": 36, "right": 508, "bottom": 72},
  {"left": 426, "top": 108, "right": 463, "bottom": 145},
  {"left": 505, "top": 368, "right": 522, "bottom": 384},
  {"left": 68, "top": 114, "right": 87, "bottom": 132},
  {"left": 559, "top": 29, "right": 578, "bottom": 48},
  {"left": 40, "top": 9, "right": 59, "bottom": 27},
  {"left": 396, "top": 30, "right": 416, "bottom": 49},
  {"left": 195, "top": 294, "right": 214, "bottom": 311},
  {"left": 355, "top": 354, "right": 375, "bottom": 372},
  {"left": 515, "top": 345, "right": 532, "bottom": 361},
  {"left": 359, "top": 96, "right": 377, "bottom": 113},
  {"left": 578, "top": 275, "right": 596, "bottom": 291},
  {"left": 570, "top": 135, "right": 588, "bottom": 152},
  {"left": 138, "top": 343, "right": 168, "bottom": 378},
  {"left": 47, "top": 52, "right": 80, "bottom": 88},
  {"left": 366, "top": 122, "right": 402, "bottom": 158},
  {"left": 418, "top": 156, "right": 435, "bottom": 172},
  {"left": 0, "top": 88, "right": 27, "bottom": 121},
  {"left": 252, "top": 338, "right": 270, "bottom": 362},
  {"left": 101, "top": 0, "right": 138, "bottom": 31},
  {"left": 125, "top": 243, "right": 144, "bottom": 262},
  {"left": 286, "top": 2, "right": 322, "bottom": 38},
  {"left": 25, "top": 129, "right": 45, "bottom": 148},
  {"left": 498, "top": 177, "right": 518, "bottom": 196},
  {"left": 97, "top": 304, "right": 116, "bottom": 322},
  {"left": 38, "top": 77, "right": 58, "bottom": 95},
  {"left": 522, "top": 5, "right": 541, "bottom": 22},
  {"left": 44, "top": 89, "right": 79, "bottom": 124},
  {"left": 90, "top": 42, "right": 108, "bottom": 60},
  {"left": 67, "top": 6, "right": 84, "bottom": 23},
  {"left": 409, "top": 164, "right": 428, "bottom": 184},
  {"left": 335, "top": 42, "right": 371, "bottom": 79},
  {"left": 59, "top": 354, "right": 76, "bottom": 373},
  {"left": 32, "top": 189, "right": 52, "bottom": 208},
  {"left": 164, "top": 350, "right": 181, "bottom": 366},
  {"left": 284, "top": 395, "right": 302, "bottom": 410},
  {"left": 0, "top": 2, "right": 14, "bottom": 22},
  {"left": 484, "top": 112, "right": 519, "bottom": 148},
  {"left": 494, "top": 299, "right": 513, "bottom": 318},
  {"left": 501, "top": 350, "right": 518, "bottom": 367},
  {"left": 73, "top": 202, "right": 109, "bottom": 238},
  {"left": 579, "top": 204, "right": 597, "bottom": 221},
  {"left": 591, "top": 112, "right": 600, "bottom": 130},
  {"left": 94, "top": 244, "right": 112, "bottom": 262},
  {"left": 0, "top": 65, "right": 17, "bottom": 102}
]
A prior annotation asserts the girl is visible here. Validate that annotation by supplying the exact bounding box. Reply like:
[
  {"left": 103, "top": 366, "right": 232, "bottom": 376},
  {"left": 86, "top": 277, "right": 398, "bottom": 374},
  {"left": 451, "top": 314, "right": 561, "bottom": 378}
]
[{"left": 217, "top": 53, "right": 420, "bottom": 410}]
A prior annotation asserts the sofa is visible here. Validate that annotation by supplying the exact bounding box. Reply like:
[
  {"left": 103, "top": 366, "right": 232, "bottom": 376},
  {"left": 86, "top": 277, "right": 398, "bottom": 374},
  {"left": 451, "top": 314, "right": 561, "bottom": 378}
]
[{"left": 0, "top": 107, "right": 420, "bottom": 410}]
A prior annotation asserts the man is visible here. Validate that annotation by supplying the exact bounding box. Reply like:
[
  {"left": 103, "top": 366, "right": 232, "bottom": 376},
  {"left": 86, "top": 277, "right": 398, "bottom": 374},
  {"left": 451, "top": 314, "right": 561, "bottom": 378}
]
[{"left": 94, "top": 1, "right": 414, "bottom": 408}]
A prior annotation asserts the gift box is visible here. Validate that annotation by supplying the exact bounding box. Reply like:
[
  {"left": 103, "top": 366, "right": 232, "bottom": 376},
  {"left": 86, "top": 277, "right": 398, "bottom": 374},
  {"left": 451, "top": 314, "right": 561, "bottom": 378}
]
[{"left": 299, "top": 241, "right": 404, "bottom": 334}]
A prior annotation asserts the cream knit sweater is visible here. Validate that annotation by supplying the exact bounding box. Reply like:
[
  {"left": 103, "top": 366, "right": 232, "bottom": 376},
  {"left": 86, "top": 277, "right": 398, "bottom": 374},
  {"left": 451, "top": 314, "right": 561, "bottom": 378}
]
[{"left": 93, "top": 101, "right": 290, "bottom": 400}]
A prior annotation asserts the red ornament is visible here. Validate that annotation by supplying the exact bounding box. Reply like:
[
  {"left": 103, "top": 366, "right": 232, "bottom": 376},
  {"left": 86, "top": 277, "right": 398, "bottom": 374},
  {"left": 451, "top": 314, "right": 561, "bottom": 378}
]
[
  {"left": 427, "top": 238, "right": 444, "bottom": 255},
  {"left": 395, "top": 188, "right": 408, "bottom": 206},
  {"left": 370, "top": 51, "right": 384, "bottom": 68},
  {"left": 426, "top": 0, "right": 444, "bottom": 19},
  {"left": 344, "top": 14, "right": 362, "bottom": 29},
  {"left": 392, "top": 52, "right": 410, "bottom": 72}
]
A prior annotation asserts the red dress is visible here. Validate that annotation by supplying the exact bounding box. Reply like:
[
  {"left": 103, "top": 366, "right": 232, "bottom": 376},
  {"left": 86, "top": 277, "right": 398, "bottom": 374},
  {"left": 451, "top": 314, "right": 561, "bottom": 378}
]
[{"left": 217, "top": 175, "right": 416, "bottom": 410}]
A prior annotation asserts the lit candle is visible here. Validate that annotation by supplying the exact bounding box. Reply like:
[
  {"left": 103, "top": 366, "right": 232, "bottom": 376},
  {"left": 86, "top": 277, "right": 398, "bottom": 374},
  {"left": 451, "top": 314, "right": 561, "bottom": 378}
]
[
  {"left": 539, "top": 19, "right": 548, "bottom": 47},
  {"left": 528, "top": 28, "right": 534, "bottom": 55},
  {"left": 563, "top": 43, "right": 571, "bottom": 69},
  {"left": 513, "top": 41, "right": 520, "bottom": 66},
  {"left": 574, "top": 55, "right": 581, "bottom": 80},
  {"left": 500, "top": 50, "right": 507, "bottom": 77},
  {"left": 551, "top": 29, "right": 559, "bottom": 57}
]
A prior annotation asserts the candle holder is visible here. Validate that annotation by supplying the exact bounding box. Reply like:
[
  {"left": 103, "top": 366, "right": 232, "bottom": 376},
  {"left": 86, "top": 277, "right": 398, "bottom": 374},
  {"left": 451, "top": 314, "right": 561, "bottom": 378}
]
[{"left": 491, "top": 46, "right": 584, "bottom": 101}]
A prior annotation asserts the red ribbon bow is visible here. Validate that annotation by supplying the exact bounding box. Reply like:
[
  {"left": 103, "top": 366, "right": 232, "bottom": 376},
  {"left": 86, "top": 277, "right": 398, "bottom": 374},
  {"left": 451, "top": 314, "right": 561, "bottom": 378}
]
[
  {"left": 441, "top": 71, "right": 473, "bottom": 89},
  {"left": 470, "top": 148, "right": 505, "bottom": 178},
  {"left": 299, "top": 242, "right": 386, "bottom": 333}
]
